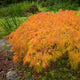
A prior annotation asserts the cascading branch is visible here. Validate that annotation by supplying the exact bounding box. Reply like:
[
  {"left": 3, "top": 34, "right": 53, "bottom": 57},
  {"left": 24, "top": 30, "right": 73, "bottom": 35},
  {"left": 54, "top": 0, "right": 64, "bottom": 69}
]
[{"left": 7, "top": 9, "right": 80, "bottom": 72}]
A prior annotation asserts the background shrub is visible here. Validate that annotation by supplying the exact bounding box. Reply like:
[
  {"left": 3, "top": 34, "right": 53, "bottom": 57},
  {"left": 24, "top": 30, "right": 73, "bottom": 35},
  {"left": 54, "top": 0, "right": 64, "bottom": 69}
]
[
  {"left": 46, "top": 0, "right": 79, "bottom": 11},
  {"left": 26, "top": 4, "right": 39, "bottom": 14},
  {"left": 7, "top": 10, "right": 80, "bottom": 73}
]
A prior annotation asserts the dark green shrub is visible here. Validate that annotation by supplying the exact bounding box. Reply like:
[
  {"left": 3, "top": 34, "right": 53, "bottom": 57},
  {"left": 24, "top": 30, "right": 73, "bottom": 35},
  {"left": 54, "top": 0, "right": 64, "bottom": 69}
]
[
  {"left": 45, "top": 0, "right": 79, "bottom": 11},
  {"left": 26, "top": 4, "right": 39, "bottom": 14}
]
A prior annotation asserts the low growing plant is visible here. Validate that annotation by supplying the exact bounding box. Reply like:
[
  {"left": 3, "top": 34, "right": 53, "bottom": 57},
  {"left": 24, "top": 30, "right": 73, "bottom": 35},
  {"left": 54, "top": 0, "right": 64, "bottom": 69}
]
[
  {"left": 7, "top": 9, "right": 80, "bottom": 73},
  {"left": 0, "top": 17, "right": 27, "bottom": 38}
]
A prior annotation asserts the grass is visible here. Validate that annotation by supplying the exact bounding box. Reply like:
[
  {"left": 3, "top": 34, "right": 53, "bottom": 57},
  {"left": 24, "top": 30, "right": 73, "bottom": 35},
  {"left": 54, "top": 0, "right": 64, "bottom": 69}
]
[{"left": 0, "top": 17, "right": 28, "bottom": 38}]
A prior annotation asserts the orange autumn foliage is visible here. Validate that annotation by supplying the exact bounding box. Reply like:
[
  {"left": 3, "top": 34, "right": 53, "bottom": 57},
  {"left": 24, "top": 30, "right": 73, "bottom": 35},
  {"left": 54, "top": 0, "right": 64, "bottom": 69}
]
[{"left": 7, "top": 9, "right": 80, "bottom": 72}]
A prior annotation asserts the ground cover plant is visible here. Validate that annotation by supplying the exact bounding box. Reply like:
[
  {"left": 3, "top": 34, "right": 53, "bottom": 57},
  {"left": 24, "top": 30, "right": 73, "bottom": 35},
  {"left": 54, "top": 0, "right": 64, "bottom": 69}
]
[
  {"left": 7, "top": 10, "right": 80, "bottom": 74},
  {"left": 0, "top": 17, "right": 27, "bottom": 38}
]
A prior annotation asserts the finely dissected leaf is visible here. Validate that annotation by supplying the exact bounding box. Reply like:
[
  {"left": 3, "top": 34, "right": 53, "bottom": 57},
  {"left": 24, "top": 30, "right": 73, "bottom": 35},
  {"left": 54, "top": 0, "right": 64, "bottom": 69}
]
[{"left": 7, "top": 9, "right": 80, "bottom": 72}]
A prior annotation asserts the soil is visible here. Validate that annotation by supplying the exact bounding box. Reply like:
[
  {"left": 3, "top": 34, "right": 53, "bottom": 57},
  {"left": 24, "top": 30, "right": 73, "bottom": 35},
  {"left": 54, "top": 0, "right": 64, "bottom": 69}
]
[{"left": 0, "top": 52, "right": 15, "bottom": 80}]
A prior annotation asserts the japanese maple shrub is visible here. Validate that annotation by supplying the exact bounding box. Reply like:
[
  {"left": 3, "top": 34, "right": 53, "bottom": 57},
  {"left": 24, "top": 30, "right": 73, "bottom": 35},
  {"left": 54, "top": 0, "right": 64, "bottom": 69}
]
[{"left": 7, "top": 10, "right": 80, "bottom": 72}]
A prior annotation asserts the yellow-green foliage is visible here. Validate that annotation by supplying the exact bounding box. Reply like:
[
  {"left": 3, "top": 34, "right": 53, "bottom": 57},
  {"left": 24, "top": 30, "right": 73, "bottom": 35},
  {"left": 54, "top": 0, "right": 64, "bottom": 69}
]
[{"left": 7, "top": 9, "right": 80, "bottom": 72}]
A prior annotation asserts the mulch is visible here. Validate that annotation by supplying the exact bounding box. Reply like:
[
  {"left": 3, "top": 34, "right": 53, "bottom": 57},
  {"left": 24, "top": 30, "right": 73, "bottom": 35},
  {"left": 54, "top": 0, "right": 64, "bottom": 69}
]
[
  {"left": 0, "top": 52, "right": 15, "bottom": 80},
  {"left": 0, "top": 51, "right": 39, "bottom": 80}
]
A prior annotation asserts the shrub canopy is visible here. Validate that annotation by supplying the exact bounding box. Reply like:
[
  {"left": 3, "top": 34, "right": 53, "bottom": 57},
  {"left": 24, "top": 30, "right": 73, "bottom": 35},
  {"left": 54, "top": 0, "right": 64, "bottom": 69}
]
[{"left": 7, "top": 9, "right": 80, "bottom": 72}]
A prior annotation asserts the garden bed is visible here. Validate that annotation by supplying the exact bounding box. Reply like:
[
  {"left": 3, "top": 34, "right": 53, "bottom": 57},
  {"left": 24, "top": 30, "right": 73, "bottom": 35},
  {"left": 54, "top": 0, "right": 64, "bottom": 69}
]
[{"left": 0, "top": 52, "right": 14, "bottom": 79}]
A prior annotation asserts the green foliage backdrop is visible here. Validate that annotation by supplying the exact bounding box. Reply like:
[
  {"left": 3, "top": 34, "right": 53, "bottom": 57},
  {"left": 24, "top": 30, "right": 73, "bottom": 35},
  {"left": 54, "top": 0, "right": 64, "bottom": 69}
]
[{"left": 0, "top": 0, "right": 80, "bottom": 6}]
